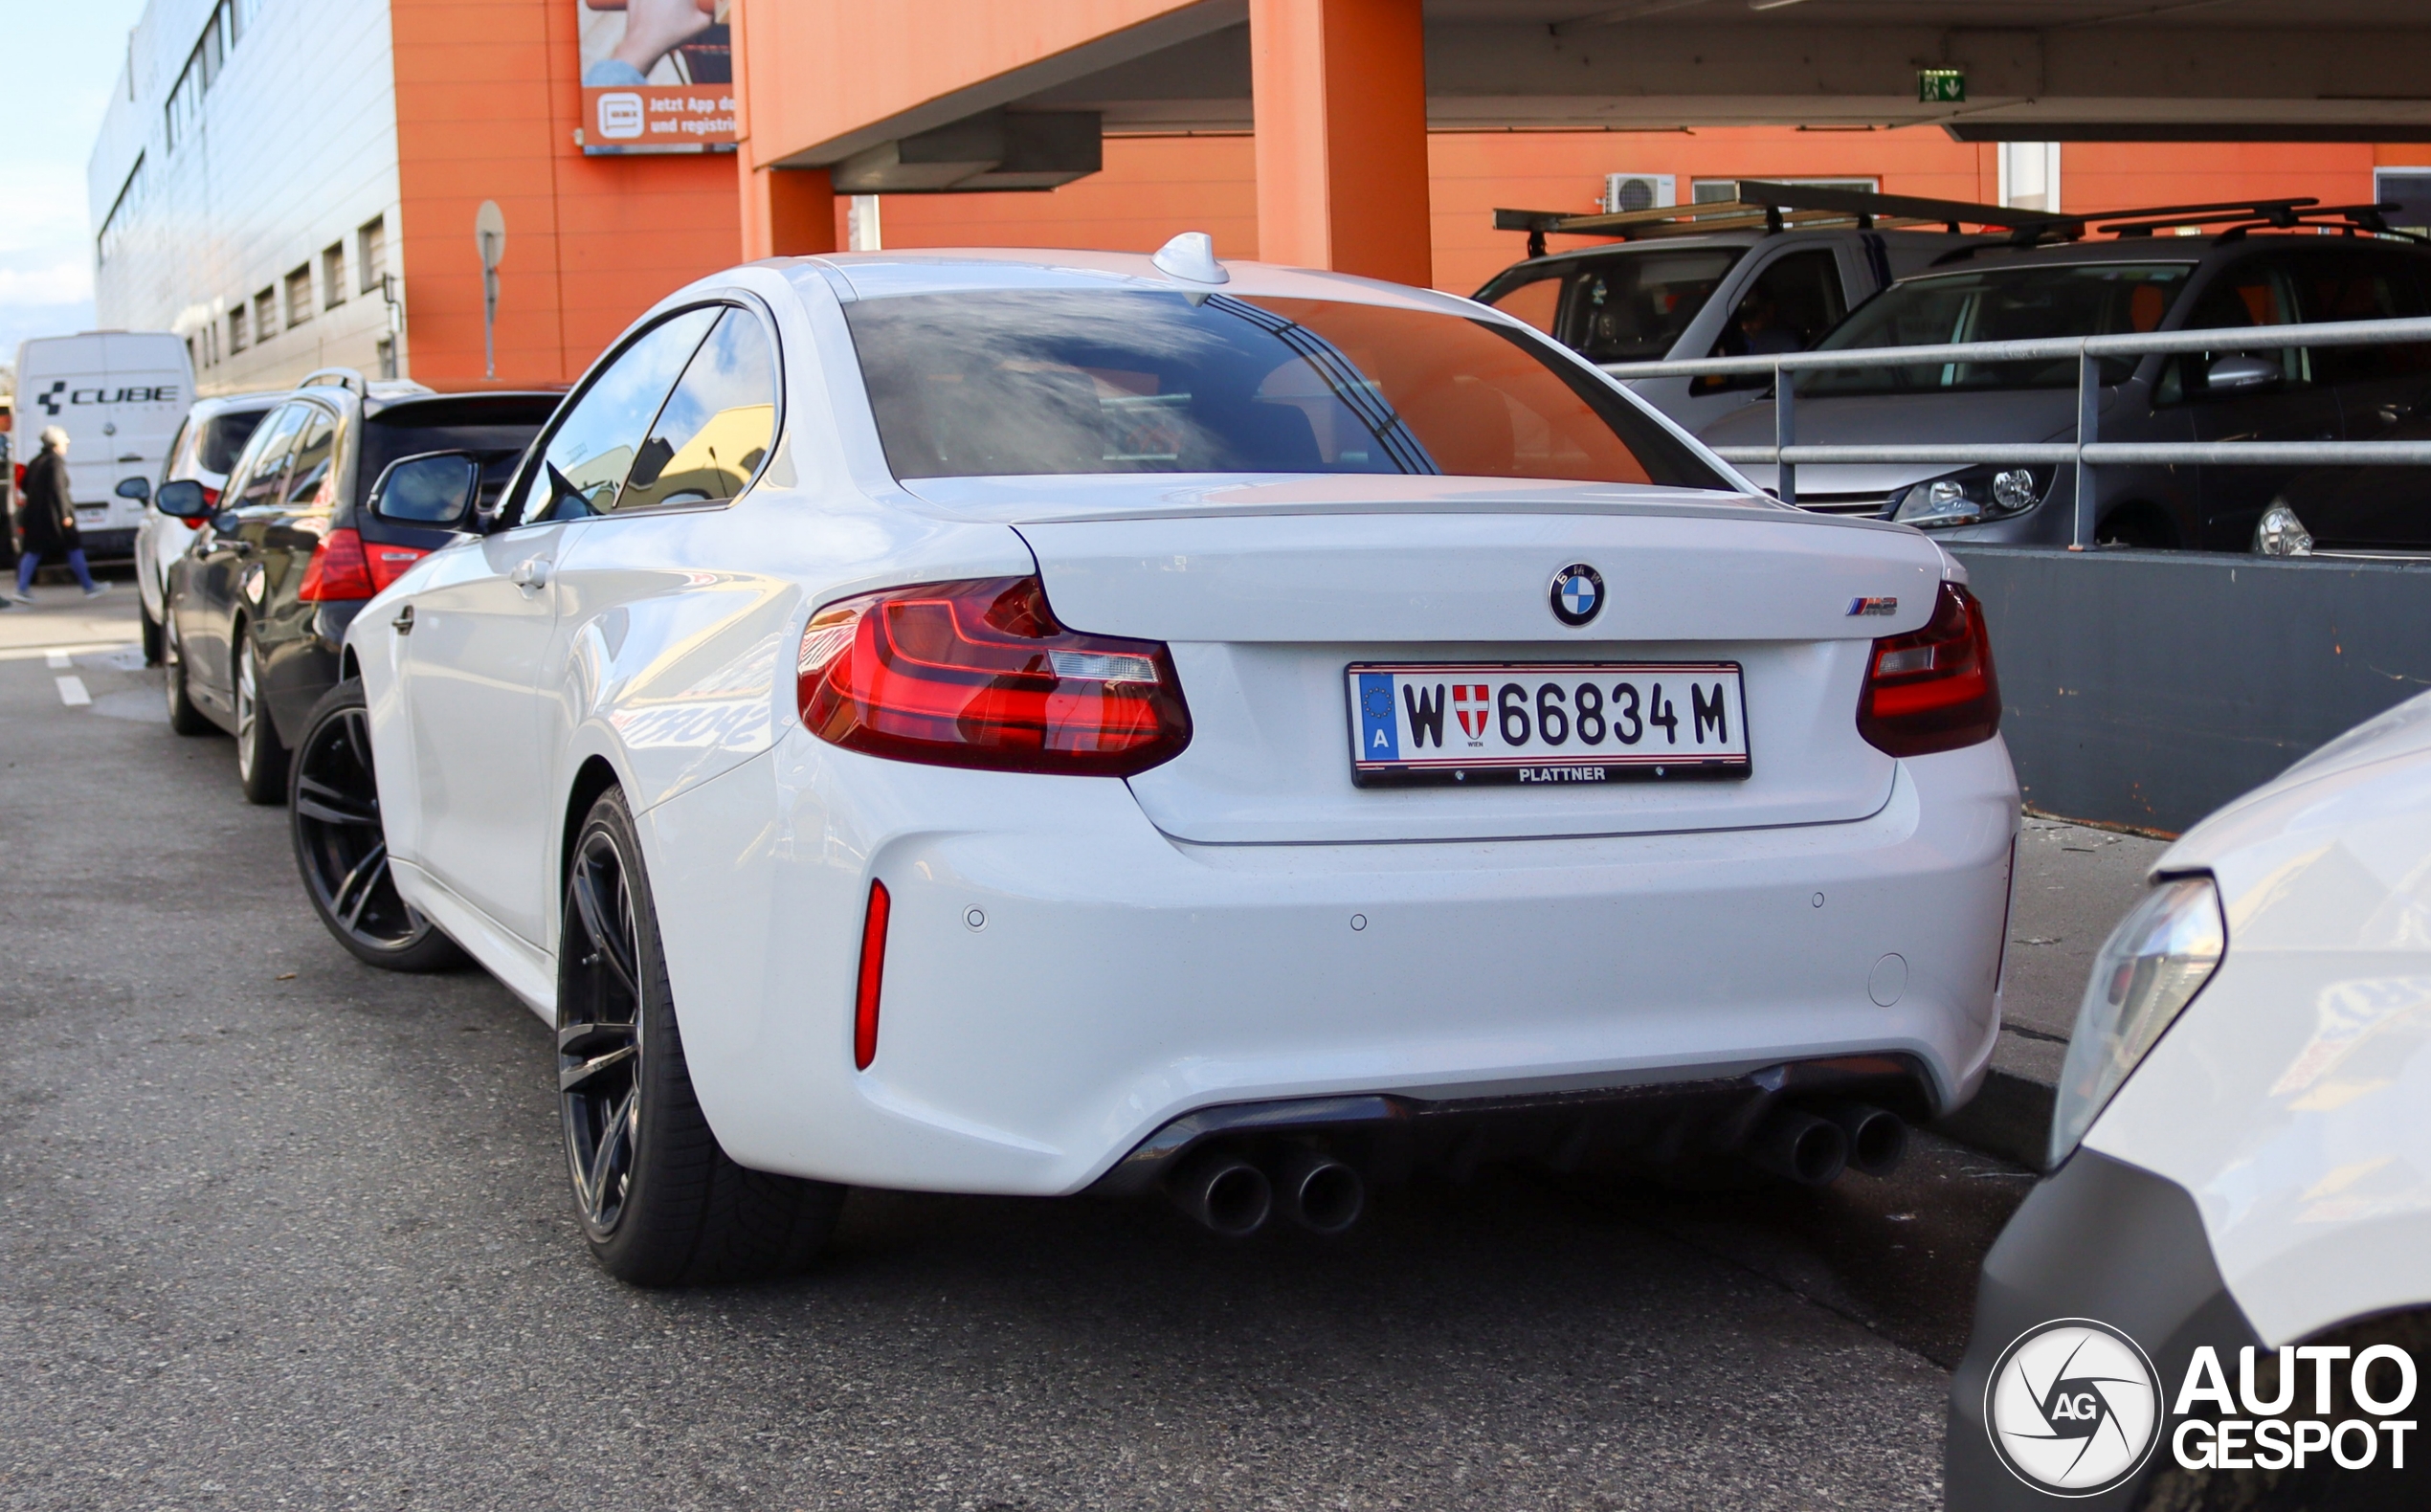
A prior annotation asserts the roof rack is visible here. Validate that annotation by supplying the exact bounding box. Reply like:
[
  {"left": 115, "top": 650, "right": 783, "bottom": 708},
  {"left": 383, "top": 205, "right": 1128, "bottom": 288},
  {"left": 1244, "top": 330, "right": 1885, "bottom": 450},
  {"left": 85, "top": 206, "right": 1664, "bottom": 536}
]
[
  {"left": 298, "top": 367, "right": 368, "bottom": 396},
  {"left": 1495, "top": 181, "right": 2421, "bottom": 258}
]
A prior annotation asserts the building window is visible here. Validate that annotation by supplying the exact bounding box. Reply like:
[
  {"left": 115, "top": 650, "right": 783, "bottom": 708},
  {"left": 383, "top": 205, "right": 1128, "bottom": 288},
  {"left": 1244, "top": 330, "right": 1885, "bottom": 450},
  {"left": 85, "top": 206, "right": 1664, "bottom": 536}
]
[
  {"left": 322, "top": 243, "right": 346, "bottom": 307},
  {"left": 358, "top": 216, "right": 388, "bottom": 294},
  {"left": 376, "top": 336, "right": 398, "bottom": 382},
  {"left": 286, "top": 266, "right": 313, "bottom": 327},
  {"left": 230, "top": 304, "right": 248, "bottom": 354},
  {"left": 254, "top": 288, "right": 277, "bottom": 343},
  {"left": 164, "top": 2, "right": 238, "bottom": 156},
  {"left": 97, "top": 154, "right": 145, "bottom": 265}
]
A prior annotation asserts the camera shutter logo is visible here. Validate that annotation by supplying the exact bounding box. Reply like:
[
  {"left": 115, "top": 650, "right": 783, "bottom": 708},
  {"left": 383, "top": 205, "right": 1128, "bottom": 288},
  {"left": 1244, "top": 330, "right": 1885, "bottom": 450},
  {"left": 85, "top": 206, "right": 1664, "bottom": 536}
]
[{"left": 1986, "top": 1319, "right": 2164, "bottom": 1497}]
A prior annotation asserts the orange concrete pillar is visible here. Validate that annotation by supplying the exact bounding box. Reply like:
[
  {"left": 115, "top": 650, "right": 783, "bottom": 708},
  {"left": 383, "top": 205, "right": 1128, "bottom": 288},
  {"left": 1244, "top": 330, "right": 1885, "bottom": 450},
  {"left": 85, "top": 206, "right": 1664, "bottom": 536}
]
[
  {"left": 1248, "top": 0, "right": 1431, "bottom": 286},
  {"left": 740, "top": 164, "right": 837, "bottom": 259}
]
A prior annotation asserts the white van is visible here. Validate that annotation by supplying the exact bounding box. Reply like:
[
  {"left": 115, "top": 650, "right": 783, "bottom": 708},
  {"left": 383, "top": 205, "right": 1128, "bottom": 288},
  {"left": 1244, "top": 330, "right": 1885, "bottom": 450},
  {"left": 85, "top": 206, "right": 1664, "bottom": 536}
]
[{"left": 12, "top": 332, "right": 194, "bottom": 559}]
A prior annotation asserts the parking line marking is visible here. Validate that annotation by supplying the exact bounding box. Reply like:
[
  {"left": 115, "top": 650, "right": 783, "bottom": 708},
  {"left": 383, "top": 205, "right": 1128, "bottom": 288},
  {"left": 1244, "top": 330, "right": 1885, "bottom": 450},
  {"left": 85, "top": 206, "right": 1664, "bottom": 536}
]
[
  {"left": 46, "top": 651, "right": 71, "bottom": 669},
  {"left": 56, "top": 676, "right": 91, "bottom": 707}
]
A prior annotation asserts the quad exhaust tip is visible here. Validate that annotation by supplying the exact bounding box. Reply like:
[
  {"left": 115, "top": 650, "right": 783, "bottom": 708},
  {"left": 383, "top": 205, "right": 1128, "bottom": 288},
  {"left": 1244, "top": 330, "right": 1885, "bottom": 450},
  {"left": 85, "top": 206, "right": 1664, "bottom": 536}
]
[
  {"left": 1740, "top": 1108, "right": 1848, "bottom": 1188},
  {"left": 1273, "top": 1149, "right": 1365, "bottom": 1234},
  {"left": 1818, "top": 1101, "right": 1909, "bottom": 1179},
  {"left": 1170, "top": 1147, "right": 1369, "bottom": 1235},
  {"left": 1171, "top": 1151, "right": 1272, "bottom": 1236}
]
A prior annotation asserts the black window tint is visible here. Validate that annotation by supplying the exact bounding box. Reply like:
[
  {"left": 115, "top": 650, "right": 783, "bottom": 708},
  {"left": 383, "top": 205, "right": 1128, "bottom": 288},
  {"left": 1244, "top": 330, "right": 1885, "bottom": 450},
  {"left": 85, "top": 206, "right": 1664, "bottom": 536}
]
[
  {"left": 198, "top": 409, "right": 267, "bottom": 474},
  {"left": 2298, "top": 251, "right": 2431, "bottom": 384},
  {"left": 528, "top": 307, "right": 720, "bottom": 521},
  {"left": 1807, "top": 262, "right": 2195, "bottom": 395},
  {"left": 231, "top": 403, "right": 309, "bottom": 508},
  {"left": 2180, "top": 255, "right": 2319, "bottom": 388},
  {"left": 362, "top": 395, "right": 562, "bottom": 519},
  {"left": 1713, "top": 249, "right": 1845, "bottom": 359},
  {"left": 617, "top": 308, "right": 776, "bottom": 511},
  {"left": 1554, "top": 248, "right": 1745, "bottom": 364},
  {"left": 281, "top": 405, "right": 340, "bottom": 507},
  {"left": 844, "top": 290, "right": 1725, "bottom": 489}
]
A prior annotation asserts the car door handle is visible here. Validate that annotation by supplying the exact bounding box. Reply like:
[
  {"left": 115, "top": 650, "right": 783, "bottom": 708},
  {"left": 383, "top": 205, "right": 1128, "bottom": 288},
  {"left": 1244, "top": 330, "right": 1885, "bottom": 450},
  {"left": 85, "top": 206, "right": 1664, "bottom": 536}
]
[
  {"left": 510, "top": 557, "right": 550, "bottom": 590},
  {"left": 391, "top": 604, "right": 414, "bottom": 634}
]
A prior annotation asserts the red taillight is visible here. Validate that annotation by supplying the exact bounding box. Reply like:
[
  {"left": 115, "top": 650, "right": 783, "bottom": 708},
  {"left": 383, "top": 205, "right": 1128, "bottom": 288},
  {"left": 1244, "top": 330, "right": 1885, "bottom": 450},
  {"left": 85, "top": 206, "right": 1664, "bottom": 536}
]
[
  {"left": 854, "top": 879, "right": 891, "bottom": 1071},
  {"left": 797, "top": 576, "right": 1192, "bottom": 776},
  {"left": 366, "top": 542, "right": 429, "bottom": 591},
  {"left": 297, "top": 526, "right": 376, "bottom": 602},
  {"left": 1857, "top": 581, "right": 2000, "bottom": 757}
]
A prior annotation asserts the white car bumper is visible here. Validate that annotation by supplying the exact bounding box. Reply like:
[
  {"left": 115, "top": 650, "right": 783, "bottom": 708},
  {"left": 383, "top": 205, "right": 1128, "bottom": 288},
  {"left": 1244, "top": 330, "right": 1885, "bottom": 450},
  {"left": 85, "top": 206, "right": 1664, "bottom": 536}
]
[{"left": 640, "top": 731, "right": 2018, "bottom": 1196}]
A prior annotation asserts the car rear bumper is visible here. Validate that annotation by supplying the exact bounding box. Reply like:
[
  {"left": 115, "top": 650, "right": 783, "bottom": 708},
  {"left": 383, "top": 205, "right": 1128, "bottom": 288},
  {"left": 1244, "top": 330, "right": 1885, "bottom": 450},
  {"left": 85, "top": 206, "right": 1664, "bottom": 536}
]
[{"left": 642, "top": 731, "right": 2018, "bottom": 1196}]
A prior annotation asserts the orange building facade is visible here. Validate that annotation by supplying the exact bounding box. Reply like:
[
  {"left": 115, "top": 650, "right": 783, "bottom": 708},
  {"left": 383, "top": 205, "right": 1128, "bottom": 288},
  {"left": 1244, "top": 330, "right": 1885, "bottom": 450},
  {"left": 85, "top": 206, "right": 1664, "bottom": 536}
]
[{"left": 91, "top": 0, "right": 2431, "bottom": 391}]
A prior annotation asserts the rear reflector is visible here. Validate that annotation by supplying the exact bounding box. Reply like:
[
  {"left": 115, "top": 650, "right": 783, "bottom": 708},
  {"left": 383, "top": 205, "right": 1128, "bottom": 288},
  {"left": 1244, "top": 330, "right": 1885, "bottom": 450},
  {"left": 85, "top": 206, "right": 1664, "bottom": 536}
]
[
  {"left": 1857, "top": 582, "right": 2001, "bottom": 757},
  {"left": 297, "top": 527, "right": 376, "bottom": 602},
  {"left": 854, "top": 879, "right": 891, "bottom": 1071},
  {"left": 798, "top": 575, "right": 1191, "bottom": 776}
]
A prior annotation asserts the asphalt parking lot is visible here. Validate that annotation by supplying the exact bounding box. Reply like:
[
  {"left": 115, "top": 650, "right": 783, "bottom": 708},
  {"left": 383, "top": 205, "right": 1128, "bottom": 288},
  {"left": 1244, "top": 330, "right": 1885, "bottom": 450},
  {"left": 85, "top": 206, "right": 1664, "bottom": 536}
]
[{"left": 1, "top": 586, "right": 2044, "bottom": 1510}]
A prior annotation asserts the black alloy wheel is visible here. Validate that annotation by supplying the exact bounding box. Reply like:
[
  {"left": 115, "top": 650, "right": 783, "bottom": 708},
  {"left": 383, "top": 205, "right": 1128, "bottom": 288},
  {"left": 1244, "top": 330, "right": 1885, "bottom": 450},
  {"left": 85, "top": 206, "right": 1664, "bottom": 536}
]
[
  {"left": 289, "top": 678, "right": 465, "bottom": 972},
  {"left": 162, "top": 612, "right": 212, "bottom": 736},
  {"left": 234, "top": 635, "right": 291, "bottom": 805},
  {"left": 557, "top": 788, "right": 842, "bottom": 1286}
]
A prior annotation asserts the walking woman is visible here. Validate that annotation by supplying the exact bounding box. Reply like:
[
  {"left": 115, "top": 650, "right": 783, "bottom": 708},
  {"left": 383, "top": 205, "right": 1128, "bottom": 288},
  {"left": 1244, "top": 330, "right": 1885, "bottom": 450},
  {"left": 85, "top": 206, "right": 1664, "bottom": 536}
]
[{"left": 9, "top": 426, "right": 107, "bottom": 603}]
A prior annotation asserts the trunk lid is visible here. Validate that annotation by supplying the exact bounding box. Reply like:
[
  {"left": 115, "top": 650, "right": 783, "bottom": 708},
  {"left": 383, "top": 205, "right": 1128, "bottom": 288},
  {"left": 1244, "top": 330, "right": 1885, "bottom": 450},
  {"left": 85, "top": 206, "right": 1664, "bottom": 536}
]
[{"left": 953, "top": 476, "right": 1947, "bottom": 846}]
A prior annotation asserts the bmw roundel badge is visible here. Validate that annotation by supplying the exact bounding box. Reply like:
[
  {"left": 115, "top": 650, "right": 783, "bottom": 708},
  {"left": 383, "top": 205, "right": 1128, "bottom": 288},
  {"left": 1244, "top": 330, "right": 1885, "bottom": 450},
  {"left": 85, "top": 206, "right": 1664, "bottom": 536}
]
[{"left": 1550, "top": 564, "right": 1604, "bottom": 628}]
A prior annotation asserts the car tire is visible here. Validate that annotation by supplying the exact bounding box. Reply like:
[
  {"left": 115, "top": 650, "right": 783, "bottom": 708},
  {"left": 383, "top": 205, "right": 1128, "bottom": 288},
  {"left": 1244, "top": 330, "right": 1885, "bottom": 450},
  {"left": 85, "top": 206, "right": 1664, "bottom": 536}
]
[
  {"left": 234, "top": 634, "right": 291, "bottom": 805},
  {"left": 558, "top": 787, "right": 844, "bottom": 1286},
  {"left": 162, "top": 614, "right": 214, "bottom": 737},
  {"left": 289, "top": 678, "right": 467, "bottom": 973},
  {"left": 140, "top": 600, "right": 164, "bottom": 666}
]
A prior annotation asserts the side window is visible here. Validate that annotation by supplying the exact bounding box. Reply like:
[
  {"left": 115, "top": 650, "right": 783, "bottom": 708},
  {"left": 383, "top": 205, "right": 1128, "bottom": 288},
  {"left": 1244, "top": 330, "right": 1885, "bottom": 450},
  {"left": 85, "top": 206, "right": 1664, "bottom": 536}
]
[
  {"left": 2180, "top": 255, "right": 2315, "bottom": 389},
  {"left": 229, "top": 403, "right": 310, "bottom": 509},
  {"left": 2301, "top": 251, "right": 2431, "bottom": 385},
  {"left": 1712, "top": 249, "right": 1848, "bottom": 360},
  {"left": 280, "top": 404, "right": 341, "bottom": 507},
  {"left": 516, "top": 306, "right": 721, "bottom": 523},
  {"left": 614, "top": 308, "right": 777, "bottom": 511}
]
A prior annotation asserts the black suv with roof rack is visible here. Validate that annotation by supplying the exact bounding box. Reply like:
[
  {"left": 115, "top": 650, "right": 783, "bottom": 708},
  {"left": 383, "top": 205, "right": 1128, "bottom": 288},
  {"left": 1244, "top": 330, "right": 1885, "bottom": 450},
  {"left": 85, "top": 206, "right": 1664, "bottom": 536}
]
[
  {"left": 1697, "top": 196, "right": 2431, "bottom": 549},
  {"left": 153, "top": 371, "right": 563, "bottom": 802},
  {"left": 1474, "top": 184, "right": 1993, "bottom": 436}
]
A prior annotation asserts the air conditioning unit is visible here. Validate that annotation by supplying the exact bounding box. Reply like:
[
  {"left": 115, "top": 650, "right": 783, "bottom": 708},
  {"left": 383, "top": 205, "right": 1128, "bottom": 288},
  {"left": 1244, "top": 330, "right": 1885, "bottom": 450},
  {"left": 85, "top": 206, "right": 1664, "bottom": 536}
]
[{"left": 1602, "top": 173, "right": 1678, "bottom": 214}]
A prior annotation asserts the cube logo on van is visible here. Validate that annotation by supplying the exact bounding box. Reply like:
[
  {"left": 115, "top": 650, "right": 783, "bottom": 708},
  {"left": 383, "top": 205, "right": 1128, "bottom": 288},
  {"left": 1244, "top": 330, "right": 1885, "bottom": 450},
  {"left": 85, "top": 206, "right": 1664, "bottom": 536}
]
[{"left": 33, "top": 379, "right": 181, "bottom": 415}]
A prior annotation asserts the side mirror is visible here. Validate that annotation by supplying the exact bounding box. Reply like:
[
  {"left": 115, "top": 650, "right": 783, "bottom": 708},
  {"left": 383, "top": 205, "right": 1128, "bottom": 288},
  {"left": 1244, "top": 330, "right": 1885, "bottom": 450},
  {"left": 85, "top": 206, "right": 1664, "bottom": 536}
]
[
  {"left": 368, "top": 451, "right": 483, "bottom": 530},
  {"left": 116, "top": 476, "right": 152, "bottom": 500},
  {"left": 155, "top": 478, "right": 210, "bottom": 520},
  {"left": 2204, "top": 353, "right": 2283, "bottom": 396}
]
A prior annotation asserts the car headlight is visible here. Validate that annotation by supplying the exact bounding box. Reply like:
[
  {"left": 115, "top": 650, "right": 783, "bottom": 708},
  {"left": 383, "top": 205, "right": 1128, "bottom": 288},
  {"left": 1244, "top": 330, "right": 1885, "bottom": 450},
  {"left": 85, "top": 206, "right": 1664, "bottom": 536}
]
[
  {"left": 2254, "top": 501, "right": 2314, "bottom": 557},
  {"left": 2047, "top": 875, "right": 2225, "bottom": 1168},
  {"left": 1891, "top": 467, "right": 2050, "bottom": 529}
]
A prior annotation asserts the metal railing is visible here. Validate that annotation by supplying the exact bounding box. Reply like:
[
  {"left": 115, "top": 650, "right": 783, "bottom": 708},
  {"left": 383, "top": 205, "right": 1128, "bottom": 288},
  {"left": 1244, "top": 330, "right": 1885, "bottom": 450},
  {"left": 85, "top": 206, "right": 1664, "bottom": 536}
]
[{"left": 1598, "top": 314, "right": 2431, "bottom": 545}]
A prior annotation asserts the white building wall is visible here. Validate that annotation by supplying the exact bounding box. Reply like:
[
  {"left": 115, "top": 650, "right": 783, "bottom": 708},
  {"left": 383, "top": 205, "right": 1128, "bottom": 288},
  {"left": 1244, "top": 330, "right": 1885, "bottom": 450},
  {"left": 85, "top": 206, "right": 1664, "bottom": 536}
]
[{"left": 91, "top": 0, "right": 407, "bottom": 397}]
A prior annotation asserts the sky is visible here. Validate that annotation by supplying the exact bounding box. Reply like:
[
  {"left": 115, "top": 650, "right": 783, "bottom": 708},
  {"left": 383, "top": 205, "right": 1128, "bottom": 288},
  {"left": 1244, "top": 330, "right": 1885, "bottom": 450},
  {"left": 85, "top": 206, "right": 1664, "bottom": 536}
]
[{"left": 1, "top": 0, "right": 153, "bottom": 385}]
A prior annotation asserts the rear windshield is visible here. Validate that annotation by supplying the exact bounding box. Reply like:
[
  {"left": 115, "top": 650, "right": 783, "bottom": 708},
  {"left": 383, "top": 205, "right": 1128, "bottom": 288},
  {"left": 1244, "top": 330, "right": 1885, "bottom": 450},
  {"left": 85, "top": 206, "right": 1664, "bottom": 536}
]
[
  {"left": 1803, "top": 261, "right": 2195, "bottom": 395},
  {"left": 360, "top": 396, "right": 560, "bottom": 494},
  {"left": 197, "top": 410, "right": 268, "bottom": 474},
  {"left": 843, "top": 290, "right": 1724, "bottom": 489}
]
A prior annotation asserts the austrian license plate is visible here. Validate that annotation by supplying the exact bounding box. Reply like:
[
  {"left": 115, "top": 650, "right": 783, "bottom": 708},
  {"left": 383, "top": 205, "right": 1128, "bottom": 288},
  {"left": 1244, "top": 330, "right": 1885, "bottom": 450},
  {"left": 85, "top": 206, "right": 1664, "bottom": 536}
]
[{"left": 1347, "top": 662, "right": 1751, "bottom": 788}]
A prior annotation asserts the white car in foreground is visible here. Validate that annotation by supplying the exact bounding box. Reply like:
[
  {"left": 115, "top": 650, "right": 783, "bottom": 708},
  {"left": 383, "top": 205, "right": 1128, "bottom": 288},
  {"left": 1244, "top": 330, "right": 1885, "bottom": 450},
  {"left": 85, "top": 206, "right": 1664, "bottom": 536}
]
[
  {"left": 292, "top": 239, "right": 2019, "bottom": 1284},
  {"left": 1950, "top": 695, "right": 2431, "bottom": 1509}
]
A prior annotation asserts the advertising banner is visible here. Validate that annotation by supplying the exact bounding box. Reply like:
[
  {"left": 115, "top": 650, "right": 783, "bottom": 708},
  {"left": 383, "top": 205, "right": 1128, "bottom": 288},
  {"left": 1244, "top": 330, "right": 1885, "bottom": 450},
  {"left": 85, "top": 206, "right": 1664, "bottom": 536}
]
[{"left": 579, "top": 0, "right": 735, "bottom": 153}]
